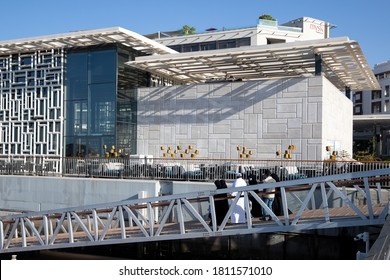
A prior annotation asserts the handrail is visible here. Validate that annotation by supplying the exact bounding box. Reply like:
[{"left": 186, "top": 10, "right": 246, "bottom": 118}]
[{"left": 0, "top": 155, "right": 390, "bottom": 183}]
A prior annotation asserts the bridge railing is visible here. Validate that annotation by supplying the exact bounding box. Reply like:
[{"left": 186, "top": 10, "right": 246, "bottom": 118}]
[
  {"left": 1, "top": 169, "right": 389, "bottom": 254},
  {"left": 0, "top": 155, "right": 389, "bottom": 183},
  {"left": 0, "top": 156, "right": 61, "bottom": 176},
  {"left": 61, "top": 157, "right": 390, "bottom": 183}
]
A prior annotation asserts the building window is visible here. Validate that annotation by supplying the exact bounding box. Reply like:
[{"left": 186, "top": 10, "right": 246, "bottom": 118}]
[
  {"left": 385, "top": 100, "right": 390, "bottom": 113},
  {"left": 169, "top": 45, "right": 182, "bottom": 52},
  {"left": 372, "top": 101, "right": 382, "bottom": 113},
  {"left": 66, "top": 48, "right": 117, "bottom": 157},
  {"left": 385, "top": 85, "right": 389, "bottom": 97},
  {"left": 218, "top": 39, "right": 237, "bottom": 49},
  {"left": 237, "top": 37, "right": 251, "bottom": 47},
  {"left": 354, "top": 104, "right": 362, "bottom": 115},
  {"left": 170, "top": 37, "right": 250, "bottom": 53},
  {"left": 200, "top": 42, "right": 217, "bottom": 51},
  {"left": 182, "top": 44, "right": 199, "bottom": 52},
  {"left": 354, "top": 91, "right": 362, "bottom": 103},
  {"left": 372, "top": 90, "right": 381, "bottom": 100}
]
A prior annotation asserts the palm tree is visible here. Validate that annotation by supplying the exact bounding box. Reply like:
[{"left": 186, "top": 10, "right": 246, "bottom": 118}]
[{"left": 180, "top": 25, "right": 196, "bottom": 35}]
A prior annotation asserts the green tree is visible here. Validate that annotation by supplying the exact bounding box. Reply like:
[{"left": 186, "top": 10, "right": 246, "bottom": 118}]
[
  {"left": 180, "top": 25, "right": 196, "bottom": 35},
  {"left": 259, "top": 14, "right": 276, "bottom": 21}
]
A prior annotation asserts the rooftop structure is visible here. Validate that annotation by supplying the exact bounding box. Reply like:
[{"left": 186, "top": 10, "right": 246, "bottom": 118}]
[
  {"left": 140, "top": 17, "right": 378, "bottom": 91},
  {"left": 152, "top": 17, "right": 333, "bottom": 47},
  {"left": 0, "top": 27, "right": 176, "bottom": 56},
  {"left": 128, "top": 37, "right": 379, "bottom": 91}
]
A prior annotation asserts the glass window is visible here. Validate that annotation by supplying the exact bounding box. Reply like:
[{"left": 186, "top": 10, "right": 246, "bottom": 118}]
[
  {"left": 169, "top": 45, "right": 182, "bottom": 52},
  {"left": 200, "top": 42, "right": 217, "bottom": 51},
  {"left": 15, "top": 77, "right": 25, "bottom": 83},
  {"left": 354, "top": 91, "right": 362, "bottom": 103},
  {"left": 371, "top": 90, "right": 381, "bottom": 100},
  {"left": 238, "top": 37, "right": 251, "bottom": 47},
  {"left": 75, "top": 101, "right": 88, "bottom": 134},
  {"left": 384, "top": 100, "right": 389, "bottom": 113},
  {"left": 21, "top": 56, "right": 32, "bottom": 66},
  {"left": 385, "top": 85, "right": 389, "bottom": 97},
  {"left": 89, "top": 50, "right": 116, "bottom": 84},
  {"left": 90, "top": 83, "right": 116, "bottom": 135},
  {"left": 65, "top": 46, "right": 145, "bottom": 156},
  {"left": 65, "top": 48, "right": 117, "bottom": 156},
  {"left": 182, "top": 44, "right": 199, "bottom": 52},
  {"left": 354, "top": 105, "right": 362, "bottom": 115},
  {"left": 372, "top": 101, "right": 381, "bottom": 113},
  {"left": 218, "top": 39, "right": 237, "bottom": 49},
  {"left": 67, "top": 53, "right": 88, "bottom": 100}
]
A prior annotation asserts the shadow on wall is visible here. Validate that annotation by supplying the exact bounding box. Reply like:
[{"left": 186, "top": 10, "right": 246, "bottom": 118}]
[{"left": 137, "top": 78, "right": 305, "bottom": 125}]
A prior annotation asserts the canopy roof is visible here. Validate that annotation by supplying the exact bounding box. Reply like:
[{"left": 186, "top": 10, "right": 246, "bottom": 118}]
[
  {"left": 354, "top": 114, "right": 390, "bottom": 130},
  {"left": 128, "top": 37, "right": 379, "bottom": 91},
  {"left": 0, "top": 27, "right": 177, "bottom": 55},
  {"left": 0, "top": 28, "right": 379, "bottom": 91}
]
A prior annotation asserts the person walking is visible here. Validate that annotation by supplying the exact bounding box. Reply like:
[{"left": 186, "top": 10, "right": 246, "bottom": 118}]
[
  {"left": 209, "top": 180, "right": 230, "bottom": 226},
  {"left": 261, "top": 169, "right": 276, "bottom": 221},
  {"left": 215, "top": 180, "right": 229, "bottom": 226},
  {"left": 248, "top": 173, "right": 262, "bottom": 218},
  {"left": 230, "top": 173, "right": 247, "bottom": 223}
]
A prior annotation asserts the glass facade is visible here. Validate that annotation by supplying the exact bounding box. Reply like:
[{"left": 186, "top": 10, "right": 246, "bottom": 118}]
[
  {"left": 65, "top": 45, "right": 148, "bottom": 157},
  {"left": 170, "top": 38, "right": 251, "bottom": 53}
]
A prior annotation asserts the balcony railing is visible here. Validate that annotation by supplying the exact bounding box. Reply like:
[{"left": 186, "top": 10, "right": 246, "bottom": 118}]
[
  {"left": 258, "top": 19, "right": 302, "bottom": 33},
  {"left": 0, "top": 155, "right": 389, "bottom": 184}
]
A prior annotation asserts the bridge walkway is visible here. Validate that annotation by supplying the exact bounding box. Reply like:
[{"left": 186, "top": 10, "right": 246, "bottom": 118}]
[{"left": 0, "top": 169, "right": 389, "bottom": 254}]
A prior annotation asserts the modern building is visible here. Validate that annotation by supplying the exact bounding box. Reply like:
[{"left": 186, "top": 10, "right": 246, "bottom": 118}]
[
  {"left": 151, "top": 17, "right": 333, "bottom": 52},
  {"left": 0, "top": 17, "right": 379, "bottom": 167},
  {"left": 353, "top": 60, "right": 390, "bottom": 157},
  {"left": 0, "top": 28, "right": 176, "bottom": 159}
]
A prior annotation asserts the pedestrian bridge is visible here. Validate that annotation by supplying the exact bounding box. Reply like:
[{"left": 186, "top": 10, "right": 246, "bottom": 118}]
[{"left": 0, "top": 169, "right": 389, "bottom": 254}]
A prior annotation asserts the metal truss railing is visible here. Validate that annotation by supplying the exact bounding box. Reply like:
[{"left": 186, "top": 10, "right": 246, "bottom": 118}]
[
  {"left": 0, "top": 169, "right": 389, "bottom": 254},
  {"left": 62, "top": 157, "right": 390, "bottom": 182}
]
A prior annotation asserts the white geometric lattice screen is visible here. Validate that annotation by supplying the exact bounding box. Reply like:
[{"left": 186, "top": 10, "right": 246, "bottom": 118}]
[{"left": 0, "top": 49, "right": 64, "bottom": 156}]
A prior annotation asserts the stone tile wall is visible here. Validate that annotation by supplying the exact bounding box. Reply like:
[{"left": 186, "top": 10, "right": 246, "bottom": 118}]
[{"left": 137, "top": 76, "right": 352, "bottom": 160}]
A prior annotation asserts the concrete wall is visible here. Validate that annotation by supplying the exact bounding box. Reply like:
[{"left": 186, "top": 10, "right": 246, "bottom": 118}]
[
  {"left": 0, "top": 176, "right": 216, "bottom": 213},
  {"left": 137, "top": 76, "right": 353, "bottom": 160},
  {"left": 0, "top": 176, "right": 161, "bottom": 212}
]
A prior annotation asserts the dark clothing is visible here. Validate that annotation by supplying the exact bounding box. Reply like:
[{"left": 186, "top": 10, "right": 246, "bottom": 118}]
[
  {"left": 270, "top": 173, "right": 289, "bottom": 216},
  {"left": 213, "top": 180, "right": 229, "bottom": 226},
  {"left": 272, "top": 188, "right": 283, "bottom": 216},
  {"left": 248, "top": 173, "right": 257, "bottom": 186},
  {"left": 270, "top": 173, "right": 281, "bottom": 216},
  {"left": 247, "top": 174, "right": 262, "bottom": 218}
]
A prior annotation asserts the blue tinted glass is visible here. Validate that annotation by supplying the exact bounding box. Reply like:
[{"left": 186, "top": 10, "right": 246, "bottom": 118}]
[
  {"left": 90, "top": 83, "right": 116, "bottom": 135},
  {"left": 89, "top": 50, "right": 116, "bottom": 84},
  {"left": 67, "top": 53, "right": 88, "bottom": 100}
]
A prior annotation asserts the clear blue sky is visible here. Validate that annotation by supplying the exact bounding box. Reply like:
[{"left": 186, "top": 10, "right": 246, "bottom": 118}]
[{"left": 1, "top": 0, "right": 389, "bottom": 67}]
